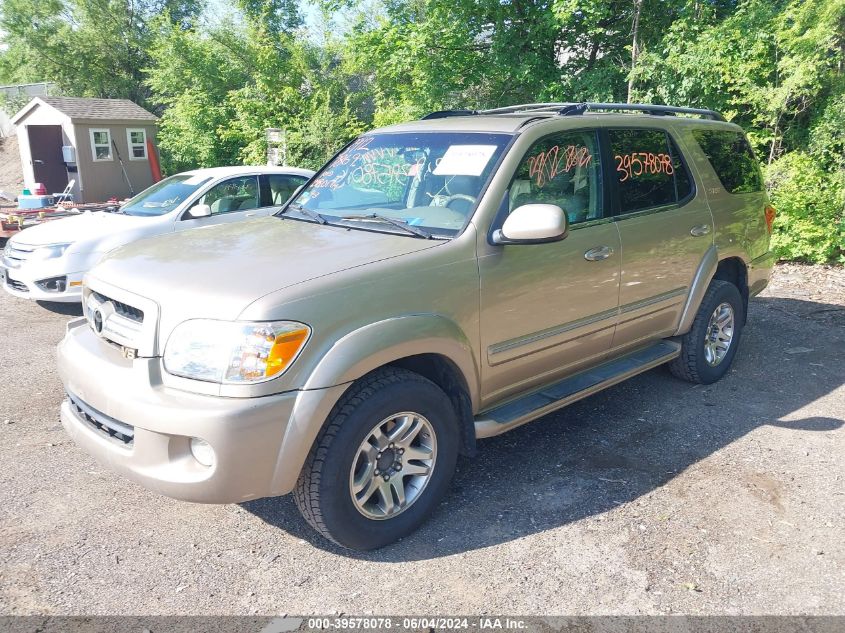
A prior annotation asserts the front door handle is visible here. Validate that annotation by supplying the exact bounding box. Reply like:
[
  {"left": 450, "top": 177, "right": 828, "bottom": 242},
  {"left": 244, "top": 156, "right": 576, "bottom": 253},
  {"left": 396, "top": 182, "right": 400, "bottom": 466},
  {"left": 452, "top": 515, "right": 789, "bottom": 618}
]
[
  {"left": 584, "top": 245, "right": 614, "bottom": 261},
  {"left": 245, "top": 212, "right": 256, "bottom": 217},
  {"left": 690, "top": 224, "right": 711, "bottom": 237}
]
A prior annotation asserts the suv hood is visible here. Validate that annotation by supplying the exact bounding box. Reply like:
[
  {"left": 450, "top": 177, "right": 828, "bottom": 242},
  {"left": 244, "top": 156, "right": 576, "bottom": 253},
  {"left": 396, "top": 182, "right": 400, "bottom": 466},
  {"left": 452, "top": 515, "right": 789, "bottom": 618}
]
[
  {"left": 11, "top": 211, "right": 153, "bottom": 248},
  {"left": 89, "top": 216, "right": 443, "bottom": 320}
]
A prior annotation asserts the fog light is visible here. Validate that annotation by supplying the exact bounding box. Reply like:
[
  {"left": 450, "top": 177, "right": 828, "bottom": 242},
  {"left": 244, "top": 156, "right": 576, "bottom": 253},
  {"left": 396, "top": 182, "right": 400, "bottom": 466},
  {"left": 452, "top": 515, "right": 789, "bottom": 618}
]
[
  {"left": 190, "top": 437, "right": 215, "bottom": 467},
  {"left": 35, "top": 275, "right": 67, "bottom": 292}
]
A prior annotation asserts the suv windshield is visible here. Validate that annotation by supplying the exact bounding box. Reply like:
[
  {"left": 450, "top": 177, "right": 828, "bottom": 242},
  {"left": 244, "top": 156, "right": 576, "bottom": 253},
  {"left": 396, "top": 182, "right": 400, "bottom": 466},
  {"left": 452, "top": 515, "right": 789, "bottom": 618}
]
[
  {"left": 121, "top": 174, "right": 212, "bottom": 217},
  {"left": 289, "top": 132, "right": 512, "bottom": 236}
]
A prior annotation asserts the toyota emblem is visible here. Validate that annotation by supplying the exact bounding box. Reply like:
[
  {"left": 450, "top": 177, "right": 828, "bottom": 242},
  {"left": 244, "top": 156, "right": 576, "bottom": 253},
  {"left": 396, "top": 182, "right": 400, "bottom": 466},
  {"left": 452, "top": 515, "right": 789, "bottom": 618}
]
[{"left": 92, "top": 308, "right": 104, "bottom": 334}]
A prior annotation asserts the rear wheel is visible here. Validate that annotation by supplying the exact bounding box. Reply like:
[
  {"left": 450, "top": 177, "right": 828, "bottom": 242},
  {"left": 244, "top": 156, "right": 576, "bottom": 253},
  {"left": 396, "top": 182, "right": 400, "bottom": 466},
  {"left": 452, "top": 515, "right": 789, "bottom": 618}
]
[
  {"left": 294, "top": 367, "right": 459, "bottom": 550},
  {"left": 669, "top": 280, "right": 744, "bottom": 384}
]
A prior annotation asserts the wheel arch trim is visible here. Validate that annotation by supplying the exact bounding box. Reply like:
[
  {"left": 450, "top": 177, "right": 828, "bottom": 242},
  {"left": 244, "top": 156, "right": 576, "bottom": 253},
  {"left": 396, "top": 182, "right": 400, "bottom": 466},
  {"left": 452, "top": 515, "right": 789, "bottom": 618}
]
[
  {"left": 303, "top": 315, "right": 481, "bottom": 410},
  {"left": 269, "top": 316, "right": 480, "bottom": 495},
  {"left": 674, "top": 245, "right": 718, "bottom": 336}
]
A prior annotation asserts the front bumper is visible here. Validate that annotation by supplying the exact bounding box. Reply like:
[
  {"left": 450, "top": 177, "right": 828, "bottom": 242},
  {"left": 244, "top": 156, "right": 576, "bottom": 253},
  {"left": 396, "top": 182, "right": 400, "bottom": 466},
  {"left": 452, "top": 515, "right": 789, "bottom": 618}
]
[
  {"left": 0, "top": 263, "right": 84, "bottom": 302},
  {"left": 57, "top": 317, "right": 348, "bottom": 503}
]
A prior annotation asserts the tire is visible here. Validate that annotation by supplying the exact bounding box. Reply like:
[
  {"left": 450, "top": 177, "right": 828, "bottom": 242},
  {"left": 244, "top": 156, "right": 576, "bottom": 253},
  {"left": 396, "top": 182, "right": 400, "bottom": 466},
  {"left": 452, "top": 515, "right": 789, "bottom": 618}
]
[
  {"left": 294, "top": 367, "right": 459, "bottom": 550},
  {"left": 669, "top": 279, "right": 744, "bottom": 385}
]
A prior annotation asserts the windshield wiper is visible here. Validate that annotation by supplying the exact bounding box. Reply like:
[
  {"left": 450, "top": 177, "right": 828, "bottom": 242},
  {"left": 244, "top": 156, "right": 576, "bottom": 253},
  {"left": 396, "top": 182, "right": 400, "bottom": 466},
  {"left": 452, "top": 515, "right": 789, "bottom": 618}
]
[
  {"left": 282, "top": 203, "right": 328, "bottom": 225},
  {"left": 341, "top": 213, "right": 432, "bottom": 239}
]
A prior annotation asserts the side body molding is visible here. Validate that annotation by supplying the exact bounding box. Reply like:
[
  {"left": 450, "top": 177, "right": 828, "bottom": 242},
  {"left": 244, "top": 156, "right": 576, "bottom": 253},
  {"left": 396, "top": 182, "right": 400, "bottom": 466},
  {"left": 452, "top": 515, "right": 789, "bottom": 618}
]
[
  {"left": 674, "top": 245, "right": 718, "bottom": 336},
  {"left": 303, "top": 314, "right": 481, "bottom": 410}
]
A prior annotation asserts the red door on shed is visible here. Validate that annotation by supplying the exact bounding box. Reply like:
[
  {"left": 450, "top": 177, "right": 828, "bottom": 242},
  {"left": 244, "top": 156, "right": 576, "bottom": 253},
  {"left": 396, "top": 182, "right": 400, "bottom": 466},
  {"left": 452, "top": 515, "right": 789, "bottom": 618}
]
[{"left": 27, "top": 125, "right": 68, "bottom": 195}]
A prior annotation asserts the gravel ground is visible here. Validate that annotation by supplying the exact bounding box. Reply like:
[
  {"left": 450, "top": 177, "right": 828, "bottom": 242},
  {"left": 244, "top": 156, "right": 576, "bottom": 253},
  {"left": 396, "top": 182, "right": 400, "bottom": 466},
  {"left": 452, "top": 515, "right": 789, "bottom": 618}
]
[
  {"left": 0, "top": 135, "right": 24, "bottom": 197},
  {"left": 0, "top": 263, "right": 843, "bottom": 616}
]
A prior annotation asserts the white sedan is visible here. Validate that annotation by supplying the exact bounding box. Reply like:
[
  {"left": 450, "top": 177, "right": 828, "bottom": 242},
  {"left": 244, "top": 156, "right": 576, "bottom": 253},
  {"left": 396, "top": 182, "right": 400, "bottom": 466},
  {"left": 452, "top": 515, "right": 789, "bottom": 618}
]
[{"left": 0, "top": 165, "right": 314, "bottom": 303}]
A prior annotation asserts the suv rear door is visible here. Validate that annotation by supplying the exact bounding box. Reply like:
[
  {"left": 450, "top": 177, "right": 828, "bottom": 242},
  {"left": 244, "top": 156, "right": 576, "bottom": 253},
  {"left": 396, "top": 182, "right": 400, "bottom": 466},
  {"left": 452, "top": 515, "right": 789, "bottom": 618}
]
[
  {"left": 605, "top": 125, "right": 713, "bottom": 350},
  {"left": 478, "top": 128, "right": 621, "bottom": 404}
]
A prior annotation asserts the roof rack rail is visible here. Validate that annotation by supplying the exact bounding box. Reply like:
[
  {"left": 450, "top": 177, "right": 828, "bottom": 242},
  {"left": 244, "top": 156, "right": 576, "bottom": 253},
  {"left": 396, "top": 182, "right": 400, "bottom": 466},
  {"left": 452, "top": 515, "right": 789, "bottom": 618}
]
[
  {"left": 422, "top": 109, "right": 478, "bottom": 120},
  {"left": 421, "top": 102, "right": 725, "bottom": 122},
  {"left": 478, "top": 103, "right": 569, "bottom": 115},
  {"left": 558, "top": 102, "right": 726, "bottom": 121}
]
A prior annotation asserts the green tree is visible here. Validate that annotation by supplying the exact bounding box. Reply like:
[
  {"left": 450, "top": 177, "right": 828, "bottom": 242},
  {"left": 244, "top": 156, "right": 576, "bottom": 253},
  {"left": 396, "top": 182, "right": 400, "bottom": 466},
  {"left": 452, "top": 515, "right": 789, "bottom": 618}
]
[{"left": 0, "top": 0, "right": 203, "bottom": 105}]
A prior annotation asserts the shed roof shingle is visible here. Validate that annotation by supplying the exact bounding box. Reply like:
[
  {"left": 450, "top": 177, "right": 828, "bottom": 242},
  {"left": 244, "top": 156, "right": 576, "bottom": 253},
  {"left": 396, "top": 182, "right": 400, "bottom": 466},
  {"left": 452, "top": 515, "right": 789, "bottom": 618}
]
[{"left": 39, "top": 97, "right": 157, "bottom": 122}]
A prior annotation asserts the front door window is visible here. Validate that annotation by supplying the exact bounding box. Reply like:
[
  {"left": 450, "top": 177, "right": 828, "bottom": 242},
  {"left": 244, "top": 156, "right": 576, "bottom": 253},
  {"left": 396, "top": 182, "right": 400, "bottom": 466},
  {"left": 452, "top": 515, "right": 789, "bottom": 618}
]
[
  {"left": 507, "top": 130, "right": 603, "bottom": 225},
  {"left": 199, "top": 176, "right": 260, "bottom": 214}
]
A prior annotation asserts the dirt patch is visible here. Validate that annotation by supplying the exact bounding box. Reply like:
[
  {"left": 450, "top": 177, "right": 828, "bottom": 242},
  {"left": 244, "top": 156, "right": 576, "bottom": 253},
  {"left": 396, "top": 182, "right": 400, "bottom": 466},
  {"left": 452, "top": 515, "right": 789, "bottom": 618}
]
[
  {"left": 765, "top": 263, "right": 845, "bottom": 327},
  {"left": 0, "top": 135, "right": 24, "bottom": 200}
]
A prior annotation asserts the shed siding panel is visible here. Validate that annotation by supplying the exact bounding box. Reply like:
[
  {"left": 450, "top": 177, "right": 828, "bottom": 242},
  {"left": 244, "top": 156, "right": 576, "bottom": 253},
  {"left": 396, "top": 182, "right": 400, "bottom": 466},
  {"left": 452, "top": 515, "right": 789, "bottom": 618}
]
[{"left": 75, "top": 124, "right": 156, "bottom": 202}]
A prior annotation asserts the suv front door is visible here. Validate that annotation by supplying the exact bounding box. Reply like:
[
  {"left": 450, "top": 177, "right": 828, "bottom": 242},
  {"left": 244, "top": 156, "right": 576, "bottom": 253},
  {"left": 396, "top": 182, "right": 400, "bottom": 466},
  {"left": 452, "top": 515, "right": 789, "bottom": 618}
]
[
  {"left": 478, "top": 129, "right": 621, "bottom": 405},
  {"left": 606, "top": 126, "right": 714, "bottom": 350}
]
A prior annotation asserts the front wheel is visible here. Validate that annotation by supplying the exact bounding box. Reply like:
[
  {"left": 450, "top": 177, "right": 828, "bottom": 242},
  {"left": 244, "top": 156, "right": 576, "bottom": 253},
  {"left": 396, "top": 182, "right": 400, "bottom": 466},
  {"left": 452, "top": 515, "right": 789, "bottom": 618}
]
[
  {"left": 294, "top": 368, "right": 459, "bottom": 550},
  {"left": 669, "top": 279, "right": 744, "bottom": 384}
]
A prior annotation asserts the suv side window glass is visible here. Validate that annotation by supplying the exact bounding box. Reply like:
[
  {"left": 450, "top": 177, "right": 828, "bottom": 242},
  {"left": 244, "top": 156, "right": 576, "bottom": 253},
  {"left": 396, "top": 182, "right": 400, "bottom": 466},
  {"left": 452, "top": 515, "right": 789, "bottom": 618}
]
[
  {"left": 266, "top": 174, "right": 307, "bottom": 206},
  {"left": 609, "top": 129, "right": 693, "bottom": 213},
  {"left": 508, "top": 130, "right": 603, "bottom": 225},
  {"left": 197, "top": 175, "right": 260, "bottom": 215},
  {"left": 692, "top": 129, "right": 763, "bottom": 194}
]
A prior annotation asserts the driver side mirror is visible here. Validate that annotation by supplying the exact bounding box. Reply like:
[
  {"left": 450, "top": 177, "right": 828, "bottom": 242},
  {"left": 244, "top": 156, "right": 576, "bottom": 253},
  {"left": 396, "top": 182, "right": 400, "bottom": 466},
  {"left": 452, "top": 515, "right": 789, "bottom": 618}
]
[
  {"left": 187, "top": 203, "right": 212, "bottom": 219},
  {"left": 492, "top": 204, "right": 568, "bottom": 245}
]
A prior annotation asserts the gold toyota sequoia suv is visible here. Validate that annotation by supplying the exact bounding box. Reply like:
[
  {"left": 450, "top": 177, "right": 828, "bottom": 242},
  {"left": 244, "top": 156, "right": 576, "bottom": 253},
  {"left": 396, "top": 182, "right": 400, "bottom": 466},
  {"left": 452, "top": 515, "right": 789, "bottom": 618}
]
[{"left": 57, "top": 103, "right": 776, "bottom": 549}]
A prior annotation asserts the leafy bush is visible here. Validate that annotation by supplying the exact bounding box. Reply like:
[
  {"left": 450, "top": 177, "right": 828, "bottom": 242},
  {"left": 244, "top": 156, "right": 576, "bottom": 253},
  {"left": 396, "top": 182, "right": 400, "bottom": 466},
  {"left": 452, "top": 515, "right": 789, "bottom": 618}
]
[{"left": 766, "top": 152, "right": 845, "bottom": 264}]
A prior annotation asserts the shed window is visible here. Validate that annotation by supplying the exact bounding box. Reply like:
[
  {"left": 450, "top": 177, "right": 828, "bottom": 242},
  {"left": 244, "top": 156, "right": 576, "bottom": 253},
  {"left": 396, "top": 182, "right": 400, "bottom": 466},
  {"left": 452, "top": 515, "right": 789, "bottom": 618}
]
[
  {"left": 127, "top": 128, "right": 147, "bottom": 160},
  {"left": 90, "top": 129, "right": 112, "bottom": 161}
]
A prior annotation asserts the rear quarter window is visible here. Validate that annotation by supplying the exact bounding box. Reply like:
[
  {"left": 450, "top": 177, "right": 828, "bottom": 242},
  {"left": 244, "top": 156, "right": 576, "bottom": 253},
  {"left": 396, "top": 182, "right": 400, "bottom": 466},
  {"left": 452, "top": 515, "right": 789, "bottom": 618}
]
[{"left": 692, "top": 129, "right": 764, "bottom": 194}]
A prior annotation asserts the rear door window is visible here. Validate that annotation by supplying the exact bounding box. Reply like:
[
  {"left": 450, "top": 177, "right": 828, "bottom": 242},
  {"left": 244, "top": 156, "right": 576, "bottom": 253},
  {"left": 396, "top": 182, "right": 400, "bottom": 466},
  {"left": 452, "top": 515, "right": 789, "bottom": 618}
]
[
  {"left": 692, "top": 129, "right": 764, "bottom": 194},
  {"left": 609, "top": 129, "right": 693, "bottom": 214},
  {"left": 262, "top": 174, "right": 308, "bottom": 207}
]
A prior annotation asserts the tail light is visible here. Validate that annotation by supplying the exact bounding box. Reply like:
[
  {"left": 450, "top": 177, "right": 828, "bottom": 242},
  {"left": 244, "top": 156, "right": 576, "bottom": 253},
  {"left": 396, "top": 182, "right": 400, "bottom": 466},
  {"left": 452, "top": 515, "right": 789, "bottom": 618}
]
[{"left": 764, "top": 205, "right": 776, "bottom": 234}]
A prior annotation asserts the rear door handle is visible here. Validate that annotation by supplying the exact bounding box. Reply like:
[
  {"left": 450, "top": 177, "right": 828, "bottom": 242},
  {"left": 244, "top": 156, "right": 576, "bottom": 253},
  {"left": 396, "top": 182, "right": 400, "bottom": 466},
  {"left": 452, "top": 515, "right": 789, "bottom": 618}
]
[
  {"left": 584, "top": 245, "right": 614, "bottom": 261},
  {"left": 245, "top": 212, "right": 256, "bottom": 217},
  {"left": 690, "top": 224, "right": 711, "bottom": 237}
]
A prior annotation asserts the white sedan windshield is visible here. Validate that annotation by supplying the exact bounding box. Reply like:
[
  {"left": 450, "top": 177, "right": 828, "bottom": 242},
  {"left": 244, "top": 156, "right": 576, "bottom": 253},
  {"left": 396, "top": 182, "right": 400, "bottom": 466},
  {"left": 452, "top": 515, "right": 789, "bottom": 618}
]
[
  {"left": 291, "top": 132, "right": 512, "bottom": 236},
  {"left": 121, "top": 174, "right": 212, "bottom": 217}
]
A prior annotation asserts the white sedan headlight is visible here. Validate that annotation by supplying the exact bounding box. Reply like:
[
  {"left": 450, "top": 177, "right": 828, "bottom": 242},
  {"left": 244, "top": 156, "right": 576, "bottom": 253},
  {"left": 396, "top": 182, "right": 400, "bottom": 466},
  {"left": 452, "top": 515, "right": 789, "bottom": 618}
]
[
  {"left": 31, "top": 243, "right": 71, "bottom": 260},
  {"left": 163, "top": 320, "right": 311, "bottom": 384}
]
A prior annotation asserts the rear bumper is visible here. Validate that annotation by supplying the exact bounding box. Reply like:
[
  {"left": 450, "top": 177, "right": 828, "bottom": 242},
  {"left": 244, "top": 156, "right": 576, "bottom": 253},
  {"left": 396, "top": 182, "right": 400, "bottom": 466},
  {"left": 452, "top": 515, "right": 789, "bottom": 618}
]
[
  {"left": 748, "top": 251, "right": 776, "bottom": 297},
  {"left": 57, "top": 317, "right": 348, "bottom": 503}
]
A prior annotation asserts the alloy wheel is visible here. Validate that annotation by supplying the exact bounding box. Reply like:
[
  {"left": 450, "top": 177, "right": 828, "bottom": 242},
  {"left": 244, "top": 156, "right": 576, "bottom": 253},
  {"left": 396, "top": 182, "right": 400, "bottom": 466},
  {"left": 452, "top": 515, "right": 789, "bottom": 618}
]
[
  {"left": 349, "top": 412, "right": 437, "bottom": 520},
  {"left": 704, "top": 302, "right": 735, "bottom": 367}
]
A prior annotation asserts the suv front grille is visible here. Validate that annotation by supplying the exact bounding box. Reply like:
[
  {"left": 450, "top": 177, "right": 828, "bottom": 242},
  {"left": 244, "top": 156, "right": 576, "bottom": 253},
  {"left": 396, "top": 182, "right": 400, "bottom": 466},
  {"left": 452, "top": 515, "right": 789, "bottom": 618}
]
[
  {"left": 67, "top": 392, "right": 134, "bottom": 446},
  {"left": 90, "top": 291, "right": 144, "bottom": 323}
]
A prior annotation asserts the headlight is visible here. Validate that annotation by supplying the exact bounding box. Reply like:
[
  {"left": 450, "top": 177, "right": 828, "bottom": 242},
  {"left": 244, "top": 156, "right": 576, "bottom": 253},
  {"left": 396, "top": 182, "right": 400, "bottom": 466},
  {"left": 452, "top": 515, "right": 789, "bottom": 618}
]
[
  {"left": 163, "top": 320, "right": 311, "bottom": 384},
  {"left": 31, "top": 243, "right": 71, "bottom": 260}
]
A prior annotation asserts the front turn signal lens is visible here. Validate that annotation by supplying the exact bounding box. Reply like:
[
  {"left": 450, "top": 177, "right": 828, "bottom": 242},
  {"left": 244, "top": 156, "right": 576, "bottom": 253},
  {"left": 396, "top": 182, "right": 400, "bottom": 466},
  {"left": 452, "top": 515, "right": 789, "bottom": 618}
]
[{"left": 264, "top": 327, "right": 311, "bottom": 378}]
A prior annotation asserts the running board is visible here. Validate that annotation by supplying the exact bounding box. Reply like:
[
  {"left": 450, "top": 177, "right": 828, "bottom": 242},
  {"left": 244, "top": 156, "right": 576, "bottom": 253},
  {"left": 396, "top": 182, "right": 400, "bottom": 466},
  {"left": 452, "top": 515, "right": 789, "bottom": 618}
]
[{"left": 474, "top": 340, "right": 681, "bottom": 438}]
